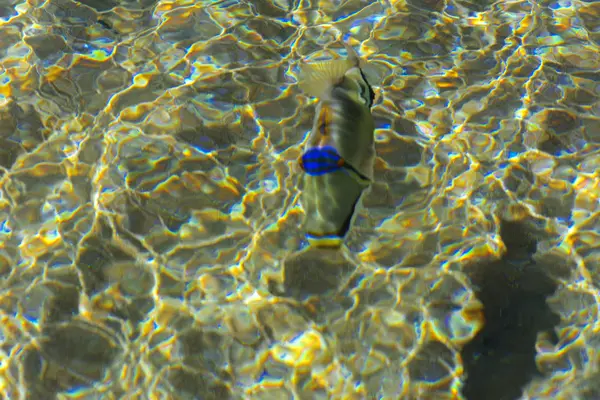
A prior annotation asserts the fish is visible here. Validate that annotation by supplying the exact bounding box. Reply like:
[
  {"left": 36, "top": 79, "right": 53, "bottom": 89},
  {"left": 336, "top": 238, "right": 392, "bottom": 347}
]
[{"left": 297, "top": 41, "right": 376, "bottom": 248}]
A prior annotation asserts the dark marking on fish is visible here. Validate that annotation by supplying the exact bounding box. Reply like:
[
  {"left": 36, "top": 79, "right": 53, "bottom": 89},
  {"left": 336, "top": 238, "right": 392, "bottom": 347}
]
[
  {"left": 358, "top": 68, "right": 375, "bottom": 108},
  {"left": 317, "top": 106, "right": 331, "bottom": 136},
  {"left": 300, "top": 146, "right": 344, "bottom": 176},
  {"left": 336, "top": 194, "right": 360, "bottom": 237},
  {"left": 318, "top": 122, "right": 327, "bottom": 135},
  {"left": 98, "top": 19, "right": 112, "bottom": 30},
  {"left": 300, "top": 145, "right": 371, "bottom": 182}
]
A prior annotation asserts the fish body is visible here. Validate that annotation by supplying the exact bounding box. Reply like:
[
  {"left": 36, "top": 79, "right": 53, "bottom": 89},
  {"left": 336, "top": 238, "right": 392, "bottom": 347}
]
[{"left": 298, "top": 42, "right": 376, "bottom": 248}]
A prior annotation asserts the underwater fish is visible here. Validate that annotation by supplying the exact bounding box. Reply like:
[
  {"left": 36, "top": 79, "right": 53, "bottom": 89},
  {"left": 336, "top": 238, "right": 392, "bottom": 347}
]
[{"left": 298, "top": 41, "right": 376, "bottom": 248}]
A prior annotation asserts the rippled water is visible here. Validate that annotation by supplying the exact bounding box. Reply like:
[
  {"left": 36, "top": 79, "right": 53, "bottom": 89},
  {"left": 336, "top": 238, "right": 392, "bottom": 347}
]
[{"left": 0, "top": 0, "right": 599, "bottom": 399}]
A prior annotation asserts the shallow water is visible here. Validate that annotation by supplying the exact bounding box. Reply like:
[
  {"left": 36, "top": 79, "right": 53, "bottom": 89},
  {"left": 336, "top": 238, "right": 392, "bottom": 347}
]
[{"left": 0, "top": 0, "right": 599, "bottom": 399}]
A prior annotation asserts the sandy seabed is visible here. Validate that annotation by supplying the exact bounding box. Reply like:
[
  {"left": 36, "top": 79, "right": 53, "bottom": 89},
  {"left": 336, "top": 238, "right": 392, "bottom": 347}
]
[{"left": 0, "top": 0, "right": 599, "bottom": 399}]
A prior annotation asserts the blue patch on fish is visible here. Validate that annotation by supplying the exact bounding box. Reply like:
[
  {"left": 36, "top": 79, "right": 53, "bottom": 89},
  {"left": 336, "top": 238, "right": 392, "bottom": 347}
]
[{"left": 300, "top": 146, "right": 344, "bottom": 176}]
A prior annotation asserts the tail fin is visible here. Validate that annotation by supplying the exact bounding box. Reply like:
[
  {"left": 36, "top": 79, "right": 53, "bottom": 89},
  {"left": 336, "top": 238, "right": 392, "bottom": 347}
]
[
  {"left": 298, "top": 39, "right": 367, "bottom": 99},
  {"left": 298, "top": 59, "right": 354, "bottom": 99}
]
